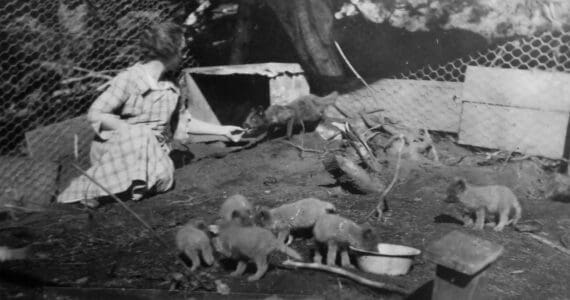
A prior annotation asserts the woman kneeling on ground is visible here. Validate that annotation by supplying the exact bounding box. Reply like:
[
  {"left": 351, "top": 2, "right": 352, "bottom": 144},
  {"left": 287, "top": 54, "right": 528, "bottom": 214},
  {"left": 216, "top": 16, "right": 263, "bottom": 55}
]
[{"left": 57, "top": 22, "right": 244, "bottom": 208}]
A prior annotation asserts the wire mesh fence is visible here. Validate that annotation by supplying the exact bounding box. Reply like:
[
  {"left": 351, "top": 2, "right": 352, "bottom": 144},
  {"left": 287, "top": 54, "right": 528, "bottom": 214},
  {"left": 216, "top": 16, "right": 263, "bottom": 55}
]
[
  {"left": 329, "top": 28, "right": 570, "bottom": 164},
  {"left": 1, "top": 1, "right": 569, "bottom": 208},
  {"left": 0, "top": 0, "right": 198, "bottom": 207}
]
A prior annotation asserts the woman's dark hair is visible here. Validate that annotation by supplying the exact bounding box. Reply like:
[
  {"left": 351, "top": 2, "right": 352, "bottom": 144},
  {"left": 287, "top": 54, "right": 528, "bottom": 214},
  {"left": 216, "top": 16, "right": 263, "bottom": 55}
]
[{"left": 139, "top": 22, "right": 185, "bottom": 67}]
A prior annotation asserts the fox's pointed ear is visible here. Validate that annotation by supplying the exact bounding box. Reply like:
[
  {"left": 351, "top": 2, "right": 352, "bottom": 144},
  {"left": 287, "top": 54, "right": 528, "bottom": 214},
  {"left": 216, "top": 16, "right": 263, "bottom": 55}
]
[
  {"left": 195, "top": 220, "right": 207, "bottom": 231},
  {"left": 362, "top": 228, "right": 375, "bottom": 240},
  {"left": 254, "top": 207, "right": 272, "bottom": 225}
]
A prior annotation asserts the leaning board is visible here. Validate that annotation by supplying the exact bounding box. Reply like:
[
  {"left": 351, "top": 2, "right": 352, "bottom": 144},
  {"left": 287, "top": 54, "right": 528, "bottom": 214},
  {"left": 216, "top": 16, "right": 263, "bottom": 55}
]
[
  {"left": 462, "top": 66, "right": 570, "bottom": 111},
  {"left": 330, "top": 79, "right": 462, "bottom": 133},
  {"left": 458, "top": 101, "right": 570, "bottom": 159}
]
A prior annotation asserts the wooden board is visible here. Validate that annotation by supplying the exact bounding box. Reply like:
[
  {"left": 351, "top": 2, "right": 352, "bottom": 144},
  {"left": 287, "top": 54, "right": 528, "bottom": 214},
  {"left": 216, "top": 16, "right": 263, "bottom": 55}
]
[
  {"left": 463, "top": 66, "right": 570, "bottom": 111},
  {"left": 425, "top": 230, "right": 503, "bottom": 275},
  {"left": 330, "top": 79, "right": 462, "bottom": 132},
  {"left": 458, "top": 101, "right": 570, "bottom": 159},
  {"left": 179, "top": 72, "right": 220, "bottom": 125},
  {"left": 25, "top": 115, "right": 93, "bottom": 168}
]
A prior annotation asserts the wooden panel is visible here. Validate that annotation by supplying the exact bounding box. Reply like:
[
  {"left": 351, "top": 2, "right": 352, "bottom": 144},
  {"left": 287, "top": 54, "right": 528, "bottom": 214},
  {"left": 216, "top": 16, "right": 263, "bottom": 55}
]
[
  {"left": 425, "top": 230, "right": 503, "bottom": 275},
  {"left": 458, "top": 102, "right": 570, "bottom": 159},
  {"left": 463, "top": 66, "right": 570, "bottom": 111},
  {"left": 179, "top": 72, "right": 220, "bottom": 125},
  {"left": 330, "top": 79, "right": 462, "bottom": 132},
  {"left": 25, "top": 115, "right": 93, "bottom": 168}
]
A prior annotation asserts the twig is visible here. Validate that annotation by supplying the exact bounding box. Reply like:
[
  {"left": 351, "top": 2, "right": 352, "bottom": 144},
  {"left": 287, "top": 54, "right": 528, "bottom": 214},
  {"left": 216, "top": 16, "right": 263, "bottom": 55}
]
[
  {"left": 70, "top": 164, "right": 209, "bottom": 287},
  {"left": 334, "top": 41, "right": 377, "bottom": 98},
  {"left": 366, "top": 134, "right": 405, "bottom": 221},
  {"left": 282, "top": 260, "right": 407, "bottom": 294},
  {"left": 526, "top": 233, "right": 570, "bottom": 256},
  {"left": 344, "top": 122, "right": 382, "bottom": 173},
  {"left": 61, "top": 73, "right": 113, "bottom": 84},
  {"left": 278, "top": 140, "right": 324, "bottom": 154}
]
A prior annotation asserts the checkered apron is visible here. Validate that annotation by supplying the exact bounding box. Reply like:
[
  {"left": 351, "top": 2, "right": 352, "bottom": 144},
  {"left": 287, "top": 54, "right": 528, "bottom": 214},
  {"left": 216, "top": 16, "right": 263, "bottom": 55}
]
[{"left": 57, "top": 64, "right": 180, "bottom": 203}]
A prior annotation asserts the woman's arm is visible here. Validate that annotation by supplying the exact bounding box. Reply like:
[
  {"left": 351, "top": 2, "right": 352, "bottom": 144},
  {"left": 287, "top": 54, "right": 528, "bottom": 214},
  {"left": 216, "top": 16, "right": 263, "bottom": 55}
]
[
  {"left": 183, "top": 111, "right": 244, "bottom": 142},
  {"left": 187, "top": 118, "right": 244, "bottom": 142},
  {"left": 88, "top": 75, "right": 133, "bottom": 138}
]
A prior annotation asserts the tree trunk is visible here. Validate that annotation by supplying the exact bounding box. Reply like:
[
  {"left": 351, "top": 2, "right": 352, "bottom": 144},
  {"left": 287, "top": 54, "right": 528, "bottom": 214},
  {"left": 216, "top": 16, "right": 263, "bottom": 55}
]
[
  {"left": 229, "top": 0, "right": 255, "bottom": 64},
  {"left": 265, "top": 0, "right": 344, "bottom": 78}
]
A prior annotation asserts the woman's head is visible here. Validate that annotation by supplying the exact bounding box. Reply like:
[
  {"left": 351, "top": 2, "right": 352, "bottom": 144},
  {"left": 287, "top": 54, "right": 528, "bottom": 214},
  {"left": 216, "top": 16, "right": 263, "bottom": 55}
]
[{"left": 139, "top": 21, "right": 186, "bottom": 71}]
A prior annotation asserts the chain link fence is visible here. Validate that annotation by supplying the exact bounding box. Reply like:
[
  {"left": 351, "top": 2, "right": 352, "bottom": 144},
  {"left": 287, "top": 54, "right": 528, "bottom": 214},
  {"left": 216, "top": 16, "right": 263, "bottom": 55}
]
[
  {"left": 0, "top": 0, "right": 198, "bottom": 208},
  {"left": 1, "top": 0, "right": 569, "bottom": 209},
  {"left": 330, "top": 28, "right": 570, "bottom": 164}
]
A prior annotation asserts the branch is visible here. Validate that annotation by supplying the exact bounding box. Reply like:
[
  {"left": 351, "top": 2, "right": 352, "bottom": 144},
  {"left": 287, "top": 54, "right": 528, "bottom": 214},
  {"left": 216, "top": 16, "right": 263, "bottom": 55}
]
[
  {"left": 344, "top": 122, "right": 382, "bottom": 173},
  {"left": 526, "top": 233, "right": 570, "bottom": 256},
  {"left": 282, "top": 260, "right": 407, "bottom": 294},
  {"left": 278, "top": 140, "right": 325, "bottom": 154},
  {"left": 367, "top": 134, "right": 405, "bottom": 221},
  {"left": 334, "top": 41, "right": 377, "bottom": 98}
]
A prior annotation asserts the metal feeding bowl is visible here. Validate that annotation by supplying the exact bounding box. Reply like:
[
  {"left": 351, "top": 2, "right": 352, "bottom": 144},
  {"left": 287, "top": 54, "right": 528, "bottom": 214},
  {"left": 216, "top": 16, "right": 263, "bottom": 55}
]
[{"left": 350, "top": 243, "right": 421, "bottom": 276}]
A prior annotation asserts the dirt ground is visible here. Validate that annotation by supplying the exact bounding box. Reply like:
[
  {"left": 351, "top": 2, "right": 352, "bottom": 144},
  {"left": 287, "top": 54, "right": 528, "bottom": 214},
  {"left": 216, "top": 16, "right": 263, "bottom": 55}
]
[{"left": 1, "top": 132, "right": 570, "bottom": 300}]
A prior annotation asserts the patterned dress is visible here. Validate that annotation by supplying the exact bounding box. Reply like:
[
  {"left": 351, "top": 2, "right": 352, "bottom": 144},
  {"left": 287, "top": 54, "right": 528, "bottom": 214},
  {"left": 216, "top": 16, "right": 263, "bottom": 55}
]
[{"left": 57, "top": 63, "right": 181, "bottom": 203}]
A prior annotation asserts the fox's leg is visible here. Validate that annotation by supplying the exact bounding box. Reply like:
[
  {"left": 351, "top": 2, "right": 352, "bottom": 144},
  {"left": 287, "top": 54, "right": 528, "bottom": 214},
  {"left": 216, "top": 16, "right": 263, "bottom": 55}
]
[
  {"left": 248, "top": 256, "right": 268, "bottom": 281},
  {"left": 326, "top": 241, "right": 338, "bottom": 266},
  {"left": 474, "top": 208, "right": 486, "bottom": 230},
  {"left": 494, "top": 209, "right": 509, "bottom": 232},
  {"left": 340, "top": 249, "right": 353, "bottom": 268},
  {"left": 230, "top": 261, "right": 247, "bottom": 277}
]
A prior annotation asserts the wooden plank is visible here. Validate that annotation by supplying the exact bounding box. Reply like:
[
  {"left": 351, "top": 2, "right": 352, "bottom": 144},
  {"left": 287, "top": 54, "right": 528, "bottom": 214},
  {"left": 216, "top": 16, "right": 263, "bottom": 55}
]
[
  {"left": 425, "top": 230, "right": 503, "bottom": 275},
  {"left": 463, "top": 66, "right": 570, "bottom": 111},
  {"left": 458, "top": 101, "right": 570, "bottom": 159},
  {"left": 331, "top": 79, "right": 462, "bottom": 132},
  {"left": 179, "top": 72, "right": 220, "bottom": 125},
  {"left": 25, "top": 115, "right": 93, "bottom": 168},
  {"left": 185, "top": 62, "right": 305, "bottom": 77}
]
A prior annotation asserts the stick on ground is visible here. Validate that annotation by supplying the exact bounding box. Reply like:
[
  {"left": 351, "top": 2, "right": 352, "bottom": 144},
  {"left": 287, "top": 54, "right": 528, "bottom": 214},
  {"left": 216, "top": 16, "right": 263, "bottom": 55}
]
[
  {"left": 366, "top": 134, "right": 405, "bottom": 221},
  {"left": 282, "top": 260, "right": 407, "bottom": 295},
  {"left": 526, "top": 233, "right": 570, "bottom": 256}
]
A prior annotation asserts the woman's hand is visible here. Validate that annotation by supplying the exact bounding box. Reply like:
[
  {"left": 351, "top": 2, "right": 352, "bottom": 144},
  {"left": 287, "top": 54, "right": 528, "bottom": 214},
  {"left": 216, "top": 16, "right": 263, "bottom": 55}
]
[{"left": 221, "top": 126, "right": 245, "bottom": 143}]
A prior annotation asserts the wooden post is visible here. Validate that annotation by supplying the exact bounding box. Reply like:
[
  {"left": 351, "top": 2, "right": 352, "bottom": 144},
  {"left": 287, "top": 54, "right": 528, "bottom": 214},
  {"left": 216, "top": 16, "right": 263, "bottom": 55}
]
[{"left": 425, "top": 230, "right": 504, "bottom": 300}]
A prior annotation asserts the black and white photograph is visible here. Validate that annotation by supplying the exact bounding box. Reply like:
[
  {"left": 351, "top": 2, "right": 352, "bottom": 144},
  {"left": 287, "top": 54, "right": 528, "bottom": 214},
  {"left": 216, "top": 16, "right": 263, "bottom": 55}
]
[{"left": 1, "top": 0, "right": 569, "bottom": 299}]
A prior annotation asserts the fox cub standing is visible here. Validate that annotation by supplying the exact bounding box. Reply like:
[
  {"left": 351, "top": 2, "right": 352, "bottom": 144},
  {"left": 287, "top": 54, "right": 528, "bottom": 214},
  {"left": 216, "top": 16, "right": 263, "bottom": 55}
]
[{"left": 446, "top": 178, "right": 522, "bottom": 232}]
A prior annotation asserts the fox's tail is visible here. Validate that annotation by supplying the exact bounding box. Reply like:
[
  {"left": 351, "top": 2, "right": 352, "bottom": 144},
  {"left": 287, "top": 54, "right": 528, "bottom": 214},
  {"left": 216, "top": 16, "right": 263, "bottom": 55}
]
[{"left": 0, "top": 246, "right": 28, "bottom": 262}]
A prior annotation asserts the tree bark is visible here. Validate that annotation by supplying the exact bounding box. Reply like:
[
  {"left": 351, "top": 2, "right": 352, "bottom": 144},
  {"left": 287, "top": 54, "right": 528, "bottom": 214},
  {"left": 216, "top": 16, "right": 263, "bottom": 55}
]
[
  {"left": 229, "top": 0, "right": 255, "bottom": 64},
  {"left": 265, "top": 0, "right": 344, "bottom": 78}
]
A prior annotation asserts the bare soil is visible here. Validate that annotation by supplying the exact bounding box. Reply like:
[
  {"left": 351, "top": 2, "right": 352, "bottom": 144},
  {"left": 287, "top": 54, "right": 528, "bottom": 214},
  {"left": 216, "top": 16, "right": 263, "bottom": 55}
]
[{"left": 1, "top": 132, "right": 570, "bottom": 300}]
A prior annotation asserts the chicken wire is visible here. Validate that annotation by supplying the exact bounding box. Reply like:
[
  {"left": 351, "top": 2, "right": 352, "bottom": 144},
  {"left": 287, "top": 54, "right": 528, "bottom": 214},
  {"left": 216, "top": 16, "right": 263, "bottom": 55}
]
[
  {"left": 0, "top": 0, "right": 197, "bottom": 207},
  {"left": 1, "top": 0, "right": 569, "bottom": 208},
  {"left": 331, "top": 28, "right": 570, "bottom": 161}
]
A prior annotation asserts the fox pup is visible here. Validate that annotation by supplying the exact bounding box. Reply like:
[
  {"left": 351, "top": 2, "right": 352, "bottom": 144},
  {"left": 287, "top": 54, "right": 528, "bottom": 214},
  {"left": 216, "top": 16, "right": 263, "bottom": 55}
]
[
  {"left": 219, "top": 194, "right": 254, "bottom": 224},
  {"left": 446, "top": 178, "right": 522, "bottom": 232},
  {"left": 175, "top": 219, "right": 215, "bottom": 271},
  {"left": 256, "top": 197, "right": 336, "bottom": 243},
  {"left": 313, "top": 214, "right": 379, "bottom": 268},
  {"left": 216, "top": 211, "right": 303, "bottom": 281}
]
